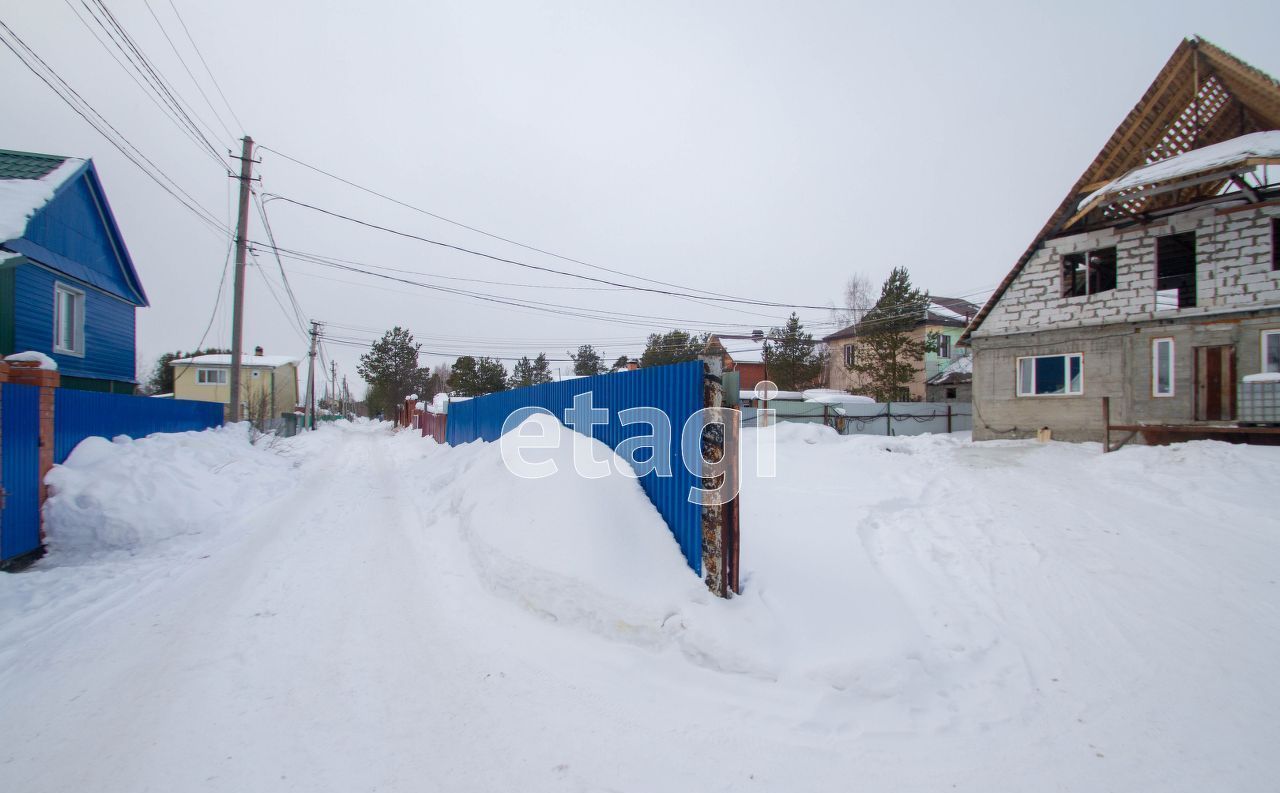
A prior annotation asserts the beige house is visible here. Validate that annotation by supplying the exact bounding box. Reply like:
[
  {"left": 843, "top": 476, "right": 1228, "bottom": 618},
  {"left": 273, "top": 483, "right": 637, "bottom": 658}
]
[
  {"left": 171, "top": 347, "right": 301, "bottom": 420},
  {"left": 822, "top": 297, "right": 978, "bottom": 400}
]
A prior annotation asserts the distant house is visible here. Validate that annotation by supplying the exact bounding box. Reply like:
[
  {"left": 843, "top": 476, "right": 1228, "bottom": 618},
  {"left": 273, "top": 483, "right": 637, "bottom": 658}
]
[
  {"left": 0, "top": 149, "right": 148, "bottom": 393},
  {"left": 822, "top": 297, "right": 979, "bottom": 400},
  {"left": 926, "top": 355, "right": 973, "bottom": 403},
  {"left": 171, "top": 347, "right": 300, "bottom": 420},
  {"left": 964, "top": 38, "right": 1280, "bottom": 442},
  {"left": 713, "top": 334, "right": 770, "bottom": 391}
]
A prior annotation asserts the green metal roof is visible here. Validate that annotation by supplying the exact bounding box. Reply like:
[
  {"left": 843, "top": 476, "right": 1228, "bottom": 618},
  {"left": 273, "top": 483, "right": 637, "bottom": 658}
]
[{"left": 0, "top": 149, "right": 69, "bottom": 180}]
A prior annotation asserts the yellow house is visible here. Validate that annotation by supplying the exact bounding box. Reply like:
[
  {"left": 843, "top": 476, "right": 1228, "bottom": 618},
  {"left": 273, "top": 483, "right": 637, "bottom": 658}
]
[{"left": 171, "top": 347, "right": 301, "bottom": 420}]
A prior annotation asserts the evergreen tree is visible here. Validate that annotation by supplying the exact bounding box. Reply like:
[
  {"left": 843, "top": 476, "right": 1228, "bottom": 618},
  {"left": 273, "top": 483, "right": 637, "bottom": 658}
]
[
  {"left": 764, "top": 313, "right": 826, "bottom": 390},
  {"left": 144, "top": 347, "right": 230, "bottom": 394},
  {"left": 569, "top": 344, "right": 606, "bottom": 376},
  {"left": 508, "top": 354, "right": 554, "bottom": 388},
  {"left": 476, "top": 357, "right": 510, "bottom": 393},
  {"left": 452, "top": 355, "right": 509, "bottom": 395},
  {"left": 847, "top": 267, "right": 933, "bottom": 402},
  {"left": 639, "top": 329, "right": 709, "bottom": 368},
  {"left": 612, "top": 354, "right": 631, "bottom": 371},
  {"left": 356, "top": 327, "right": 422, "bottom": 417}
]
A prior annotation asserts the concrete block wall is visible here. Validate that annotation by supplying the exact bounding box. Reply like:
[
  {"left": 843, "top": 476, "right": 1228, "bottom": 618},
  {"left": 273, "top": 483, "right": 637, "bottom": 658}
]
[{"left": 976, "top": 202, "right": 1280, "bottom": 338}]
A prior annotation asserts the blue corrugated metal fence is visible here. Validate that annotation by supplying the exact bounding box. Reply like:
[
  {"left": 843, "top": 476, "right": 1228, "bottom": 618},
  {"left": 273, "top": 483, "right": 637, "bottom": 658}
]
[
  {"left": 1, "top": 383, "right": 42, "bottom": 563},
  {"left": 445, "top": 361, "right": 705, "bottom": 573},
  {"left": 54, "top": 390, "right": 225, "bottom": 464}
]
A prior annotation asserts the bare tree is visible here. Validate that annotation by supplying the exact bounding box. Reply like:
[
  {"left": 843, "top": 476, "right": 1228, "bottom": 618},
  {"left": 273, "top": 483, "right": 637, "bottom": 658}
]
[{"left": 831, "top": 273, "right": 874, "bottom": 328}]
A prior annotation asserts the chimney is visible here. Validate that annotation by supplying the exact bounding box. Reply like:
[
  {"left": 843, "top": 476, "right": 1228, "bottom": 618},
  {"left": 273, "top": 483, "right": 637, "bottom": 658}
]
[
  {"left": 254, "top": 345, "right": 264, "bottom": 357},
  {"left": 625, "top": 358, "right": 639, "bottom": 371}
]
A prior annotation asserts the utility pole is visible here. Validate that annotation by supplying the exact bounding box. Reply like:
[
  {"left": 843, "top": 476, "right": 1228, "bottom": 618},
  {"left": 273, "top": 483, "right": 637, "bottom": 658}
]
[
  {"left": 330, "top": 360, "right": 337, "bottom": 414},
  {"left": 229, "top": 135, "right": 255, "bottom": 423},
  {"left": 305, "top": 320, "right": 320, "bottom": 430}
]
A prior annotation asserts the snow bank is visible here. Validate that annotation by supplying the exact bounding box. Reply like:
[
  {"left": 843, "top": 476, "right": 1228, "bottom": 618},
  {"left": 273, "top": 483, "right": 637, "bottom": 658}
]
[
  {"left": 5, "top": 350, "right": 57, "bottom": 370},
  {"left": 440, "top": 415, "right": 706, "bottom": 641},
  {"left": 44, "top": 423, "right": 299, "bottom": 557}
]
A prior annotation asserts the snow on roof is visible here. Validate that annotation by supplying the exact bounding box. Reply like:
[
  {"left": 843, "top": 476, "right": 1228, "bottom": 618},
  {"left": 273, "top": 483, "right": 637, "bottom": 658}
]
[
  {"left": 170, "top": 354, "right": 300, "bottom": 368},
  {"left": 805, "top": 393, "right": 876, "bottom": 405},
  {"left": 725, "top": 340, "right": 766, "bottom": 365},
  {"left": 0, "top": 156, "right": 86, "bottom": 242},
  {"left": 1243, "top": 372, "right": 1280, "bottom": 384},
  {"left": 5, "top": 350, "right": 58, "bottom": 370},
  {"left": 1080, "top": 131, "right": 1280, "bottom": 210},
  {"left": 927, "top": 354, "right": 974, "bottom": 385}
]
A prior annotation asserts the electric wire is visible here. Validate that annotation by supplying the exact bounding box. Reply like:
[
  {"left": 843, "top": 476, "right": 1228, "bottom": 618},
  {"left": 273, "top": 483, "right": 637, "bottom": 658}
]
[
  {"left": 141, "top": 0, "right": 237, "bottom": 142},
  {"left": 261, "top": 193, "right": 847, "bottom": 312},
  {"left": 0, "top": 19, "right": 230, "bottom": 235},
  {"left": 59, "top": 0, "right": 225, "bottom": 169},
  {"left": 86, "top": 0, "right": 226, "bottom": 161}
]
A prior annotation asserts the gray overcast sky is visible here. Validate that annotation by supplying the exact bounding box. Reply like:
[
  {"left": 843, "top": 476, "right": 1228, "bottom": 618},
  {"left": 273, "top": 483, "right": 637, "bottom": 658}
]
[{"left": 4, "top": 1, "right": 1280, "bottom": 392}]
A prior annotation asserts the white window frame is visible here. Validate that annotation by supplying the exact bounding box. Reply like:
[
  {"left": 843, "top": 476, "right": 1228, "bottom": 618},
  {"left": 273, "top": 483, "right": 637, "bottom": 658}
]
[
  {"left": 52, "top": 282, "right": 85, "bottom": 357},
  {"left": 937, "top": 334, "right": 952, "bottom": 359},
  {"left": 1263, "top": 329, "right": 1280, "bottom": 374},
  {"left": 1152, "top": 337, "right": 1175, "bottom": 397},
  {"left": 843, "top": 344, "right": 854, "bottom": 367},
  {"left": 1015, "top": 353, "right": 1084, "bottom": 397},
  {"left": 197, "top": 367, "right": 228, "bottom": 385}
]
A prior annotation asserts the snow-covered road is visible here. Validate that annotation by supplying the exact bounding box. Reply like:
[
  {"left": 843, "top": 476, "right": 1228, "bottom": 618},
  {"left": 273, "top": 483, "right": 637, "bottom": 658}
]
[{"left": 1, "top": 420, "right": 1277, "bottom": 792}]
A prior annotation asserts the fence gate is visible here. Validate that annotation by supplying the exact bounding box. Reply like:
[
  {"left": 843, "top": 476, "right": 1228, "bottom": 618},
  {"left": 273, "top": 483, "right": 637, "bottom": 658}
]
[{"left": 1, "top": 383, "right": 42, "bottom": 564}]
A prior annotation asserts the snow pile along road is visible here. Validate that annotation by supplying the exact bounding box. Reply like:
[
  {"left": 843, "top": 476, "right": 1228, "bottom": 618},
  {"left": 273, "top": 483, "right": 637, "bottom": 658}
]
[
  {"left": 0, "top": 418, "right": 1277, "bottom": 792},
  {"left": 43, "top": 423, "right": 297, "bottom": 557}
]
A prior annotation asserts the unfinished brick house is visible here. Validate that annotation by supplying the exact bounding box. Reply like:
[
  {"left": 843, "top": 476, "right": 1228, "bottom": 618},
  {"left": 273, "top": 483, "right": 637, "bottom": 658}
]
[{"left": 964, "top": 38, "right": 1280, "bottom": 442}]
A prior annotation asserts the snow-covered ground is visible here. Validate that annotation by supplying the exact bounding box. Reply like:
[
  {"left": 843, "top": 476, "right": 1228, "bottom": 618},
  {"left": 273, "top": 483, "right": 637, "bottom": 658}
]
[{"left": 1, "top": 419, "right": 1278, "bottom": 792}]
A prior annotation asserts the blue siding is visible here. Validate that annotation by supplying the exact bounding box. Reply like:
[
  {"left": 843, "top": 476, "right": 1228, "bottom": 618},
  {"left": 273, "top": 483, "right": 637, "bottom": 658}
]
[
  {"left": 54, "top": 390, "right": 224, "bottom": 464},
  {"left": 8, "top": 163, "right": 145, "bottom": 305},
  {"left": 446, "top": 361, "right": 705, "bottom": 573},
  {"left": 11, "top": 262, "right": 137, "bottom": 382},
  {"left": 1, "top": 382, "right": 42, "bottom": 562}
]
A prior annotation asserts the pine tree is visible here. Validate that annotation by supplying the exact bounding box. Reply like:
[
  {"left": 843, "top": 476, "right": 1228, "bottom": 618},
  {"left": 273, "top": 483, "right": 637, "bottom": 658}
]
[
  {"left": 569, "top": 344, "right": 606, "bottom": 376},
  {"left": 847, "top": 267, "right": 933, "bottom": 402},
  {"left": 509, "top": 353, "right": 554, "bottom": 388},
  {"left": 639, "top": 329, "right": 709, "bottom": 368},
  {"left": 357, "top": 327, "right": 422, "bottom": 417},
  {"left": 612, "top": 354, "right": 630, "bottom": 371},
  {"left": 764, "top": 313, "right": 826, "bottom": 390},
  {"left": 476, "top": 357, "right": 509, "bottom": 393}
]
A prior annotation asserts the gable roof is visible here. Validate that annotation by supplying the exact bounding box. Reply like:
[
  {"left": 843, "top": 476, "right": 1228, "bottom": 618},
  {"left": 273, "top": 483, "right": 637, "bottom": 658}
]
[
  {"left": 0, "top": 150, "right": 148, "bottom": 306},
  {"left": 964, "top": 37, "right": 1280, "bottom": 341},
  {"left": 823, "top": 296, "right": 980, "bottom": 342}
]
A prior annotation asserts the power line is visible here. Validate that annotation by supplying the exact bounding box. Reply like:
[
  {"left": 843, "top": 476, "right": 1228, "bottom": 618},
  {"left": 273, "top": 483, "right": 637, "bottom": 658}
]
[
  {"left": 257, "top": 144, "right": 763, "bottom": 301},
  {"left": 59, "top": 0, "right": 225, "bottom": 169},
  {"left": 261, "top": 192, "right": 848, "bottom": 312},
  {"left": 252, "top": 192, "right": 310, "bottom": 334},
  {"left": 164, "top": 0, "right": 244, "bottom": 132},
  {"left": 252, "top": 241, "right": 781, "bottom": 331},
  {"left": 81, "top": 0, "right": 226, "bottom": 162},
  {"left": 141, "top": 0, "right": 237, "bottom": 141},
  {"left": 0, "top": 18, "right": 230, "bottom": 235}
]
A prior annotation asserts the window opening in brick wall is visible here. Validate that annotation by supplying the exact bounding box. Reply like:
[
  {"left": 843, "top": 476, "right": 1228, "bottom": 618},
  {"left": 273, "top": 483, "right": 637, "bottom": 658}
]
[
  {"left": 1156, "top": 232, "right": 1197, "bottom": 309},
  {"left": 1062, "top": 247, "right": 1117, "bottom": 298}
]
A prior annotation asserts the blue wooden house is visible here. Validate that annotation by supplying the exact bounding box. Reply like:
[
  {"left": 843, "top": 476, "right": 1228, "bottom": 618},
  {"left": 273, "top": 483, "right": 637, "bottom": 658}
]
[{"left": 0, "top": 149, "right": 148, "bottom": 393}]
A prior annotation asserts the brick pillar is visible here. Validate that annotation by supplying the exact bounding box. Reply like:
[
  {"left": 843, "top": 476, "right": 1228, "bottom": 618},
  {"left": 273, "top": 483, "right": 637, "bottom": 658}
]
[{"left": 7, "top": 362, "right": 60, "bottom": 512}]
